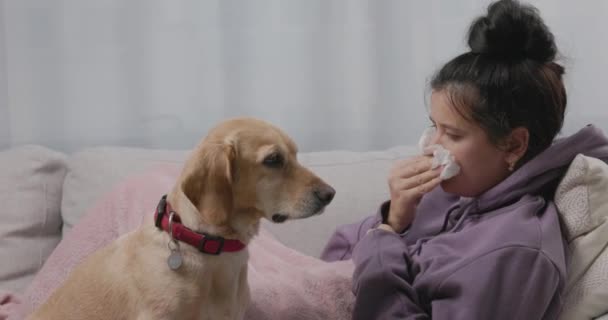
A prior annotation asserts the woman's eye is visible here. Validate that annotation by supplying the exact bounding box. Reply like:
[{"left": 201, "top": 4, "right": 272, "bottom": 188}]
[
  {"left": 262, "top": 153, "right": 284, "bottom": 168},
  {"left": 446, "top": 133, "right": 461, "bottom": 140}
]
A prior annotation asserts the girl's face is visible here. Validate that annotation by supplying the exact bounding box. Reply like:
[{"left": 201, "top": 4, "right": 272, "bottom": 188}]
[{"left": 428, "top": 90, "right": 512, "bottom": 197}]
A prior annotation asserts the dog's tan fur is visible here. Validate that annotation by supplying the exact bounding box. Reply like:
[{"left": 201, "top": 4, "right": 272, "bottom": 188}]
[{"left": 28, "top": 118, "right": 335, "bottom": 320}]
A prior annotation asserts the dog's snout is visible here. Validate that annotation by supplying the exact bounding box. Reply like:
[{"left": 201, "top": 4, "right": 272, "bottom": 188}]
[{"left": 314, "top": 185, "right": 336, "bottom": 206}]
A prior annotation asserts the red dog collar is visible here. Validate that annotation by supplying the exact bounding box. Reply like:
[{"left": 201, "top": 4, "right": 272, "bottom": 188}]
[{"left": 154, "top": 195, "right": 246, "bottom": 255}]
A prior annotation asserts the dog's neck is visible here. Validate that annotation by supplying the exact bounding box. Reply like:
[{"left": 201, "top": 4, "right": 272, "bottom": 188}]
[{"left": 166, "top": 189, "right": 261, "bottom": 245}]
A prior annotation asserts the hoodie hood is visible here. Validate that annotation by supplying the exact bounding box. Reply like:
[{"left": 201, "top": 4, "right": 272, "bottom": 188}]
[{"left": 474, "top": 124, "right": 608, "bottom": 213}]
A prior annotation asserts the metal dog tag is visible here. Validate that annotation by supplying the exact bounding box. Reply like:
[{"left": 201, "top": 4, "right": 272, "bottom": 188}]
[
  {"left": 167, "top": 251, "right": 183, "bottom": 270},
  {"left": 166, "top": 211, "right": 182, "bottom": 270}
]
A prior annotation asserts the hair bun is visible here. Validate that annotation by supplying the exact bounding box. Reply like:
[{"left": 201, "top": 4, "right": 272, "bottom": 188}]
[{"left": 467, "top": 0, "right": 556, "bottom": 62}]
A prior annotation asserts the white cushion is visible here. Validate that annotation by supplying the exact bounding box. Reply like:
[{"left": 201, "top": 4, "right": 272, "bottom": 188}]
[
  {"left": 60, "top": 147, "right": 187, "bottom": 235},
  {"left": 555, "top": 154, "right": 608, "bottom": 320},
  {"left": 0, "top": 145, "right": 67, "bottom": 293}
]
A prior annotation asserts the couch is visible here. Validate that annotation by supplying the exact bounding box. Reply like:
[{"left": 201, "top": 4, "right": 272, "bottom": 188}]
[{"left": 1, "top": 144, "right": 607, "bottom": 319}]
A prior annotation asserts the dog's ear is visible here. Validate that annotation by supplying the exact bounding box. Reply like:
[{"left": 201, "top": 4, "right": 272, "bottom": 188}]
[{"left": 181, "top": 141, "right": 235, "bottom": 226}]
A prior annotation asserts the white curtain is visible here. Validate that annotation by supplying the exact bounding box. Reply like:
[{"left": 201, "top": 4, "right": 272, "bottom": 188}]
[{"left": 1, "top": 0, "right": 607, "bottom": 152}]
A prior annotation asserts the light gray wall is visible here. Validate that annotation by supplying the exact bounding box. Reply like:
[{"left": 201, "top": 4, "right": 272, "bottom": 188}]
[{"left": 0, "top": 0, "right": 606, "bottom": 152}]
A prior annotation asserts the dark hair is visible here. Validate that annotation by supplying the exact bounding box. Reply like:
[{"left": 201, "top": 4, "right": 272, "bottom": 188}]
[{"left": 430, "top": 0, "right": 566, "bottom": 165}]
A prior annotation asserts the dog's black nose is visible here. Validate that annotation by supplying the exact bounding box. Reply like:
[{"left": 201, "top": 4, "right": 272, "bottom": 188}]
[{"left": 314, "top": 185, "right": 336, "bottom": 206}]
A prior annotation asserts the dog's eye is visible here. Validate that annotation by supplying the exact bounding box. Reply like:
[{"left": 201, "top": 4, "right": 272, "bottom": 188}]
[{"left": 262, "top": 153, "right": 284, "bottom": 168}]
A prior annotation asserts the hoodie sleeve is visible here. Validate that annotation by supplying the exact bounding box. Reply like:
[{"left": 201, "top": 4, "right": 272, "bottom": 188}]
[
  {"left": 321, "top": 201, "right": 412, "bottom": 262},
  {"left": 320, "top": 214, "right": 381, "bottom": 262},
  {"left": 351, "top": 229, "right": 425, "bottom": 320},
  {"left": 352, "top": 231, "right": 562, "bottom": 320}
]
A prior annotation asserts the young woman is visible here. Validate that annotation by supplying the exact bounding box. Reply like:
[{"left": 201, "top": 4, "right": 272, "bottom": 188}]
[{"left": 321, "top": 1, "right": 608, "bottom": 319}]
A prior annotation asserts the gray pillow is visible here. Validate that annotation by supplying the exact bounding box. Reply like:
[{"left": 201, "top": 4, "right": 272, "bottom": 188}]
[{"left": 0, "top": 145, "right": 67, "bottom": 293}]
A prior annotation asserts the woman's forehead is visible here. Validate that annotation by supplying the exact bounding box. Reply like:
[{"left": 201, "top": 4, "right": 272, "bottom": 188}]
[{"left": 429, "top": 90, "right": 472, "bottom": 128}]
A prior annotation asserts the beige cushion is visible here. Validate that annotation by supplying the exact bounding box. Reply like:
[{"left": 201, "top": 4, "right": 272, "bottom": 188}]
[
  {"left": 61, "top": 147, "right": 187, "bottom": 235},
  {"left": 555, "top": 154, "right": 608, "bottom": 320},
  {"left": 60, "top": 146, "right": 417, "bottom": 257},
  {"left": 0, "top": 145, "right": 67, "bottom": 293}
]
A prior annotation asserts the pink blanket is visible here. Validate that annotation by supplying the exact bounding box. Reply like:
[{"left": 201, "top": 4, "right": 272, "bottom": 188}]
[{"left": 1, "top": 164, "right": 354, "bottom": 320}]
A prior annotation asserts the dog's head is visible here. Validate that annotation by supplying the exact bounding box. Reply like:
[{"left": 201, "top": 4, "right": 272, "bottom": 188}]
[{"left": 178, "top": 117, "right": 335, "bottom": 229}]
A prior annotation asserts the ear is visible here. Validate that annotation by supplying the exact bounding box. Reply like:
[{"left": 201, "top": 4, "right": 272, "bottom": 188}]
[
  {"left": 503, "top": 126, "right": 529, "bottom": 168},
  {"left": 181, "top": 142, "right": 235, "bottom": 226}
]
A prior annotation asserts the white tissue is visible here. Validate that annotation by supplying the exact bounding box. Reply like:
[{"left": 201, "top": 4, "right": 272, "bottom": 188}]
[
  {"left": 426, "top": 145, "right": 461, "bottom": 180},
  {"left": 418, "top": 127, "right": 461, "bottom": 180}
]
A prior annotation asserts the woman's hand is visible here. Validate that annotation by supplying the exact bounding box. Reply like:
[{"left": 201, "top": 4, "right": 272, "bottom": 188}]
[{"left": 386, "top": 155, "right": 442, "bottom": 232}]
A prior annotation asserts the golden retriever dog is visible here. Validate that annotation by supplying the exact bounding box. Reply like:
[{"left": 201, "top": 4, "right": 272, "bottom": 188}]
[{"left": 28, "top": 117, "right": 335, "bottom": 320}]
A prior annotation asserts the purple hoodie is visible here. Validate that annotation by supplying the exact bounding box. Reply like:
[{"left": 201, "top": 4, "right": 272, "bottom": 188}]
[{"left": 321, "top": 125, "right": 608, "bottom": 320}]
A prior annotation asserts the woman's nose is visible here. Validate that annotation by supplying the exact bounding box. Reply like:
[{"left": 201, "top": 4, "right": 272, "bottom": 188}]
[{"left": 429, "top": 131, "right": 442, "bottom": 145}]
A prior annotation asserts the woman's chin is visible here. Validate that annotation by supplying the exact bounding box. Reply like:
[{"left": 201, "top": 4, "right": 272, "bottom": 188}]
[{"left": 439, "top": 179, "right": 456, "bottom": 194}]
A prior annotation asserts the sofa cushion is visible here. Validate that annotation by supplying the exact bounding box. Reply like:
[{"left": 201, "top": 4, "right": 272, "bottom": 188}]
[
  {"left": 555, "top": 154, "right": 608, "bottom": 320},
  {"left": 61, "top": 147, "right": 187, "bottom": 236},
  {"left": 0, "top": 145, "right": 67, "bottom": 294},
  {"left": 61, "top": 146, "right": 417, "bottom": 257}
]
